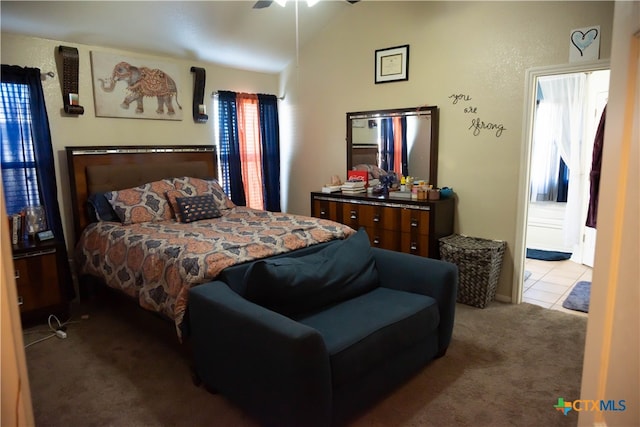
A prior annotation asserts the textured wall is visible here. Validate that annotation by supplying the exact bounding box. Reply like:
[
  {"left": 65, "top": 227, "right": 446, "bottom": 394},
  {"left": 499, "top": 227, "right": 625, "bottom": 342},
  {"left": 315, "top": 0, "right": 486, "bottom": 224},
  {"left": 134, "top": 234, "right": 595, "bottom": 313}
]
[
  {"left": 280, "top": 1, "right": 614, "bottom": 300},
  {"left": 1, "top": 32, "right": 279, "bottom": 248}
]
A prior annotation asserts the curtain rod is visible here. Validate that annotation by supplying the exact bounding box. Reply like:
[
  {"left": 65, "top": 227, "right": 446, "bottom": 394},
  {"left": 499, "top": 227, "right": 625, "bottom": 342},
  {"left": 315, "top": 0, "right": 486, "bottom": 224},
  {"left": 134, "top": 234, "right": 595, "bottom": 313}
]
[{"left": 211, "top": 91, "right": 285, "bottom": 100}]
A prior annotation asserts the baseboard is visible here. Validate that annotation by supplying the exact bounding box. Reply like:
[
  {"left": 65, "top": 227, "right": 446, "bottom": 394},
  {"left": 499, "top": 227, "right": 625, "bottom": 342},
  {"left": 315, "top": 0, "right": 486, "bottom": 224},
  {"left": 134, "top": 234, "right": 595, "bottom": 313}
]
[{"left": 494, "top": 294, "right": 512, "bottom": 303}]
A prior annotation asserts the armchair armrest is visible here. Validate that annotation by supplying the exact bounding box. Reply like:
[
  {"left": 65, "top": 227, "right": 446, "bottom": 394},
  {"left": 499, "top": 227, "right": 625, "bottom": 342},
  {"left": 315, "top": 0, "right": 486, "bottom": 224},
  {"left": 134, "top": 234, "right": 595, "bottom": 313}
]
[
  {"left": 372, "top": 248, "right": 458, "bottom": 352},
  {"left": 188, "top": 281, "right": 332, "bottom": 427}
]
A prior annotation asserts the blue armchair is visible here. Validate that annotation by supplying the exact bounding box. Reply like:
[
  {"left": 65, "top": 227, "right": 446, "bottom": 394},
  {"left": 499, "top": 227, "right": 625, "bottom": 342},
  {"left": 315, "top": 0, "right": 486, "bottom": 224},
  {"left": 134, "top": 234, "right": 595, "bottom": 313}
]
[{"left": 188, "top": 229, "right": 458, "bottom": 427}]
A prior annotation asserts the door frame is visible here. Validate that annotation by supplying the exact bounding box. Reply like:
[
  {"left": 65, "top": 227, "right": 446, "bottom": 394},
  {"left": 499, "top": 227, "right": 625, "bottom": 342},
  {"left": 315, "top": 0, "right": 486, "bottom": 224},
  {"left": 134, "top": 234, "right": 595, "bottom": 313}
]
[{"left": 512, "top": 59, "right": 610, "bottom": 304}]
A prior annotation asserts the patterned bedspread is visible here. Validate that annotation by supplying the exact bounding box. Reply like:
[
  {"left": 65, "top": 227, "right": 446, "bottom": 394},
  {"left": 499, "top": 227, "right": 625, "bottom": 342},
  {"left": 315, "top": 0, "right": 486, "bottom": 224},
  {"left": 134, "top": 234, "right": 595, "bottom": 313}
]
[{"left": 75, "top": 206, "right": 355, "bottom": 338}]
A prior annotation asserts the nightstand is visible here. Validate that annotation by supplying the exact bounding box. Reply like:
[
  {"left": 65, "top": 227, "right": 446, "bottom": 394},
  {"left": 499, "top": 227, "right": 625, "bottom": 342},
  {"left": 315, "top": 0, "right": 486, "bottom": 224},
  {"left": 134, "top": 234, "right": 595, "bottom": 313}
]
[{"left": 12, "top": 239, "right": 67, "bottom": 323}]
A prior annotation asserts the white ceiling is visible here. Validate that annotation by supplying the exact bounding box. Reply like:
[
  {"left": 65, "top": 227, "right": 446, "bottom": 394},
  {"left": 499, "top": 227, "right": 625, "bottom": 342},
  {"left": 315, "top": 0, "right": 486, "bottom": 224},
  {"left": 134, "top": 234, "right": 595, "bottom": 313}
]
[{"left": 1, "top": 0, "right": 359, "bottom": 73}]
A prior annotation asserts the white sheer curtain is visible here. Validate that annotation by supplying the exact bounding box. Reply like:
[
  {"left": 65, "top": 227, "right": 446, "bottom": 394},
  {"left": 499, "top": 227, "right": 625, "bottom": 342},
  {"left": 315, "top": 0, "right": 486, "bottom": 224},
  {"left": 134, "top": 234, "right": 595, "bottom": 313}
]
[
  {"left": 535, "top": 73, "right": 587, "bottom": 246},
  {"left": 530, "top": 102, "right": 561, "bottom": 202}
]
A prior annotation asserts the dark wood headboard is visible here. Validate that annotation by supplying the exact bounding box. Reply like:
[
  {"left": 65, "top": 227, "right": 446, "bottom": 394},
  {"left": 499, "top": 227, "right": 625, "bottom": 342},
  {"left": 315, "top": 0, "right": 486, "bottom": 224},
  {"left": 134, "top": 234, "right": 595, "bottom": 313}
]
[
  {"left": 351, "top": 145, "right": 379, "bottom": 168},
  {"left": 66, "top": 145, "right": 218, "bottom": 242}
]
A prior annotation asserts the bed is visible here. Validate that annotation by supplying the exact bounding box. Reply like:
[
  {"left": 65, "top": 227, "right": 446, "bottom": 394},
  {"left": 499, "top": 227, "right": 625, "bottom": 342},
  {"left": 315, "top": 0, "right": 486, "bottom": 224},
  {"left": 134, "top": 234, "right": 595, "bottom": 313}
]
[{"left": 66, "top": 145, "right": 355, "bottom": 339}]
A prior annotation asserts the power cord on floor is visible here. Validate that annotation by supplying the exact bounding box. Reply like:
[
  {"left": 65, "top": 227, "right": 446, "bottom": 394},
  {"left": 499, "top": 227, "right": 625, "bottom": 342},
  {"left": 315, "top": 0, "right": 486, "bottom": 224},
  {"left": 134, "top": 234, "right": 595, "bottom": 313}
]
[
  {"left": 24, "top": 314, "right": 80, "bottom": 349},
  {"left": 23, "top": 332, "right": 56, "bottom": 348}
]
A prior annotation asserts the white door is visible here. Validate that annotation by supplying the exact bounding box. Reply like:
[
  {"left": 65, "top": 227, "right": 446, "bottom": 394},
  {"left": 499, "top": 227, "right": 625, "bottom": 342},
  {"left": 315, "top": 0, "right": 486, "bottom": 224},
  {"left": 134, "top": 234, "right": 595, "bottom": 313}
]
[{"left": 573, "top": 70, "right": 609, "bottom": 268}]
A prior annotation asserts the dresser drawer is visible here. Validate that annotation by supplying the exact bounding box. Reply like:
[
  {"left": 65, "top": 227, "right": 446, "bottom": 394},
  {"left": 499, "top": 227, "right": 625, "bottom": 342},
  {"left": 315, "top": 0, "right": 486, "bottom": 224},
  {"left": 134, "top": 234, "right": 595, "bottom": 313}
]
[
  {"left": 400, "top": 233, "right": 429, "bottom": 257},
  {"left": 366, "top": 227, "right": 400, "bottom": 251},
  {"left": 312, "top": 198, "right": 339, "bottom": 221},
  {"left": 361, "top": 205, "right": 399, "bottom": 230},
  {"left": 400, "top": 209, "right": 430, "bottom": 257},
  {"left": 341, "top": 202, "right": 365, "bottom": 230},
  {"left": 400, "top": 209, "right": 430, "bottom": 235}
]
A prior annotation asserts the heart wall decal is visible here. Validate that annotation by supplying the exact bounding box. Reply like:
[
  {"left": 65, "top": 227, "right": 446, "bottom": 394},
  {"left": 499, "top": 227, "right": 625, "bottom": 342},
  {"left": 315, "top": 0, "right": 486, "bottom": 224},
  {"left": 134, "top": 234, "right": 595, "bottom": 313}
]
[
  {"left": 571, "top": 28, "right": 599, "bottom": 56},
  {"left": 569, "top": 25, "right": 600, "bottom": 62}
]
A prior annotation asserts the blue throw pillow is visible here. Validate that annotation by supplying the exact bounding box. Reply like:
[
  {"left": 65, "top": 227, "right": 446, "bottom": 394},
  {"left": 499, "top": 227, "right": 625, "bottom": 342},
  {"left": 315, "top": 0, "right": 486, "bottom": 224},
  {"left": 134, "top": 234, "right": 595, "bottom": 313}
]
[
  {"left": 244, "top": 228, "right": 379, "bottom": 316},
  {"left": 87, "top": 192, "right": 119, "bottom": 222},
  {"left": 175, "top": 194, "right": 222, "bottom": 223}
]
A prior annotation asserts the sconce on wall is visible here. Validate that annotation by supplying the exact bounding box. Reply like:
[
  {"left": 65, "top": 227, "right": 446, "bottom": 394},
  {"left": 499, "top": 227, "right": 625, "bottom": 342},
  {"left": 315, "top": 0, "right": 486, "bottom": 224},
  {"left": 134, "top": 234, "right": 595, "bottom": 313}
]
[
  {"left": 190, "top": 66, "right": 208, "bottom": 123},
  {"left": 58, "top": 46, "right": 84, "bottom": 115}
]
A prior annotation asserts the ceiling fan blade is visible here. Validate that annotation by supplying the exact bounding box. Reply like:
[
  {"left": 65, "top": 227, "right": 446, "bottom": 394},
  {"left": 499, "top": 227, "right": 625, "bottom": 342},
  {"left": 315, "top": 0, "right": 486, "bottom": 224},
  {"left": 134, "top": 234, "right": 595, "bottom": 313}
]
[
  {"left": 254, "top": 0, "right": 357, "bottom": 8},
  {"left": 253, "top": 1, "right": 273, "bottom": 9}
]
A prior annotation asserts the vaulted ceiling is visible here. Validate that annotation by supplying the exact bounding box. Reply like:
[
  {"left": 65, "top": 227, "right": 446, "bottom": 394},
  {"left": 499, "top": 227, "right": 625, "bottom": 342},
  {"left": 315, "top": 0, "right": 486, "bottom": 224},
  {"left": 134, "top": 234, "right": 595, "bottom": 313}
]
[{"left": 1, "top": 1, "right": 360, "bottom": 73}]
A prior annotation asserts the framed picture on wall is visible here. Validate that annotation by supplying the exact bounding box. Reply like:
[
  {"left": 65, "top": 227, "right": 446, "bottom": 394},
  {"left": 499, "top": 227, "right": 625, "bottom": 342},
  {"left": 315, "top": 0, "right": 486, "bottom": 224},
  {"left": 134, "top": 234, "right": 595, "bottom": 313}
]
[
  {"left": 90, "top": 51, "right": 183, "bottom": 120},
  {"left": 375, "top": 45, "right": 409, "bottom": 84}
]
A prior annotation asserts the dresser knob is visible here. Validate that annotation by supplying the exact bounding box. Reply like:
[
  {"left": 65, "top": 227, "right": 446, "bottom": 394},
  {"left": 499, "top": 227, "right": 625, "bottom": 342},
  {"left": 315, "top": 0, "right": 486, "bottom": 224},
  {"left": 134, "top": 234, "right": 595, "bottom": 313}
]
[
  {"left": 373, "top": 214, "right": 380, "bottom": 223},
  {"left": 410, "top": 242, "right": 418, "bottom": 251},
  {"left": 350, "top": 210, "right": 357, "bottom": 220},
  {"left": 411, "top": 219, "right": 419, "bottom": 227},
  {"left": 320, "top": 209, "right": 326, "bottom": 216},
  {"left": 373, "top": 237, "right": 381, "bottom": 245},
  {"left": 14, "top": 269, "right": 20, "bottom": 279}
]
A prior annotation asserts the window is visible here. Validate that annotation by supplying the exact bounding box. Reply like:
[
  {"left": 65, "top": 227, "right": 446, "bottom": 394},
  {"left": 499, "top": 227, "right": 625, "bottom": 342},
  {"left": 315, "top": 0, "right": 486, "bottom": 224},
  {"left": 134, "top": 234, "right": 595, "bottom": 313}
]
[
  {"left": 215, "top": 91, "right": 281, "bottom": 212},
  {"left": 0, "top": 82, "right": 41, "bottom": 215}
]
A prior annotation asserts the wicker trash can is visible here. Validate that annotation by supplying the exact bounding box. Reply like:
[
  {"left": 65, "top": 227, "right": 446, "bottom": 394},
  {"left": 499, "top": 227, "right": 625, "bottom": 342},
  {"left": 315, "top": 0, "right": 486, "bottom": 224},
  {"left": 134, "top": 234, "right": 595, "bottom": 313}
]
[{"left": 439, "top": 234, "right": 506, "bottom": 308}]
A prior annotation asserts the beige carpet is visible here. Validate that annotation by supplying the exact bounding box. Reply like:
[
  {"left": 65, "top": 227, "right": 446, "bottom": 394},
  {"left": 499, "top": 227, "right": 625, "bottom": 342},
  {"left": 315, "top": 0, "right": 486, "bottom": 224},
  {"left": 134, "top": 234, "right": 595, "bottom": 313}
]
[{"left": 23, "top": 298, "right": 586, "bottom": 426}]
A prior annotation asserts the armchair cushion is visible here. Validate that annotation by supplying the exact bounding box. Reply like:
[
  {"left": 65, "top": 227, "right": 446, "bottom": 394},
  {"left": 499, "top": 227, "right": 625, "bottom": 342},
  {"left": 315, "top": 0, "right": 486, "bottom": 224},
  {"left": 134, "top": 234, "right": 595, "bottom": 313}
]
[
  {"left": 296, "top": 287, "right": 439, "bottom": 388},
  {"left": 244, "top": 228, "right": 378, "bottom": 316}
]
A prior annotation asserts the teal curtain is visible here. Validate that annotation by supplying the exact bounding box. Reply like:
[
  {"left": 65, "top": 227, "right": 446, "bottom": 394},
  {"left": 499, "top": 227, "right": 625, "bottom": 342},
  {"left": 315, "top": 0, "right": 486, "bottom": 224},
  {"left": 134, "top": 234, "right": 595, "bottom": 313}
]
[
  {"left": 257, "top": 94, "right": 281, "bottom": 212},
  {"left": 380, "top": 117, "right": 408, "bottom": 176},
  {"left": 380, "top": 118, "right": 393, "bottom": 171},
  {"left": 217, "top": 90, "right": 246, "bottom": 207}
]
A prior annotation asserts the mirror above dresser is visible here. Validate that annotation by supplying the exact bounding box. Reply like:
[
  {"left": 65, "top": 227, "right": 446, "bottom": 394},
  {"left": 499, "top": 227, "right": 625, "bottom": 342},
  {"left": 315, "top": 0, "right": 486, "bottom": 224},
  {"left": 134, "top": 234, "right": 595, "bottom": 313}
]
[{"left": 346, "top": 106, "right": 439, "bottom": 187}]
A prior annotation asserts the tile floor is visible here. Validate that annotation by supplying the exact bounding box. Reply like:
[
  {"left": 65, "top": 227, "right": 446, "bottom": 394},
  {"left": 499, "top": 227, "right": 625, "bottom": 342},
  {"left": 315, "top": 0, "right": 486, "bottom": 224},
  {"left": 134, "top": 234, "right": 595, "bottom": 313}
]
[{"left": 523, "top": 258, "right": 591, "bottom": 317}]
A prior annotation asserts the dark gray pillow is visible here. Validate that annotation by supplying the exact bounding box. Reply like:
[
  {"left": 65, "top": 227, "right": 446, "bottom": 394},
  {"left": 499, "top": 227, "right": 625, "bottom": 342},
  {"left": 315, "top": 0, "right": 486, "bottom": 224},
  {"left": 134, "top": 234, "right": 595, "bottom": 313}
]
[
  {"left": 87, "top": 192, "right": 119, "bottom": 222},
  {"left": 175, "top": 194, "right": 221, "bottom": 223},
  {"left": 244, "top": 228, "right": 379, "bottom": 316}
]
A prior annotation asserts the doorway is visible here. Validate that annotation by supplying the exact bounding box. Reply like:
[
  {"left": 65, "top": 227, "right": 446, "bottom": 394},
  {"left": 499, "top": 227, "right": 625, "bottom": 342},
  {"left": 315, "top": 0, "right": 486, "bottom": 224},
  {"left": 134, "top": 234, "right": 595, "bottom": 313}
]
[{"left": 514, "top": 60, "right": 610, "bottom": 306}]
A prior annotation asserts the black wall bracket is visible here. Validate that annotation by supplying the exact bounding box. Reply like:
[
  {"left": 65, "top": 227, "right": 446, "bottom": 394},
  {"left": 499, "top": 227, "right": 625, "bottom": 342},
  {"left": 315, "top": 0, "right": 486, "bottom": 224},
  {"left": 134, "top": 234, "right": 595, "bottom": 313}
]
[
  {"left": 58, "top": 46, "right": 84, "bottom": 115},
  {"left": 190, "top": 66, "right": 208, "bottom": 123}
]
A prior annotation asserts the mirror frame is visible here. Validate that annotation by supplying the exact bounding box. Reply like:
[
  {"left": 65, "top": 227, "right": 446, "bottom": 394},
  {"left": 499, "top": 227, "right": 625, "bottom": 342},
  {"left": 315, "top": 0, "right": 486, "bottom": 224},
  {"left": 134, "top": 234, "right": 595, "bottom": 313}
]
[{"left": 346, "top": 106, "right": 439, "bottom": 187}]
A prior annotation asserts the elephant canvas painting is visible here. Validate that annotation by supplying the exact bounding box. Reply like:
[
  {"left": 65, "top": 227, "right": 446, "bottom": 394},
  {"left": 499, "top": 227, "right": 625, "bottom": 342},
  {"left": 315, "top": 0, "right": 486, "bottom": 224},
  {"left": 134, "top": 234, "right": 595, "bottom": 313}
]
[{"left": 91, "top": 51, "right": 183, "bottom": 120}]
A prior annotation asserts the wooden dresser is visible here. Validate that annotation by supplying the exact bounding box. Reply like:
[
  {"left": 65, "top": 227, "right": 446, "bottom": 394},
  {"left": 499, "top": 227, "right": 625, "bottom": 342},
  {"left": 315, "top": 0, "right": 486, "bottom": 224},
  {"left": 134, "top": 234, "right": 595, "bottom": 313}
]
[
  {"left": 12, "top": 240, "right": 67, "bottom": 323},
  {"left": 310, "top": 192, "right": 454, "bottom": 258}
]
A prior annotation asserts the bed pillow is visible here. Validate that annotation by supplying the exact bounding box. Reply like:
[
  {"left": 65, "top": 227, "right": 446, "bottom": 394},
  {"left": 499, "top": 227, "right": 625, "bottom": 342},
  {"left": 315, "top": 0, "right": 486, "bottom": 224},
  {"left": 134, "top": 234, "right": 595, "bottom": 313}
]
[
  {"left": 105, "top": 179, "right": 175, "bottom": 225},
  {"left": 244, "top": 228, "right": 379, "bottom": 316},
  {"left": 172, "top": 177, "right": 235, "bottom": 211},
  {"left": 165, "top": 189, "right": 189, "bottom": 222},
  {"left": 175, "top": 195, "right": 222, "bottom": 223},
  {"left": 87, "top": 192, "right": 119, "bottom": 222},
  {"left": 353, "top": 164, "right": 387, "bottom": 179}
]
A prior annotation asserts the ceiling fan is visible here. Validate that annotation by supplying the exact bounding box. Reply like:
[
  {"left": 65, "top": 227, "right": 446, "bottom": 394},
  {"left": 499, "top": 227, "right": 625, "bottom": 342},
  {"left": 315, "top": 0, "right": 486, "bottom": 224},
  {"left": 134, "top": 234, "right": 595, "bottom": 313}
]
[{"left": 253, "top": 0, "right": 360, "bottom": 9}]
